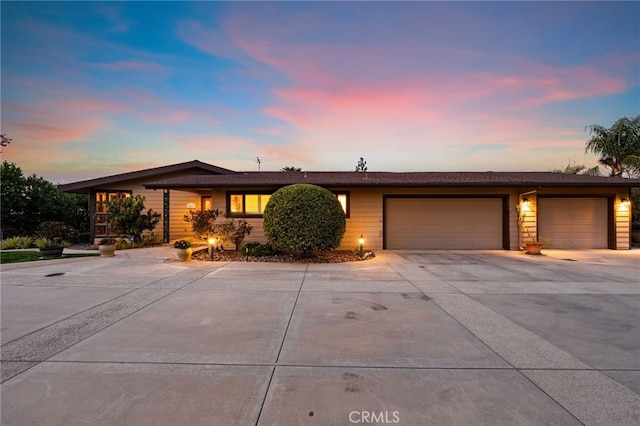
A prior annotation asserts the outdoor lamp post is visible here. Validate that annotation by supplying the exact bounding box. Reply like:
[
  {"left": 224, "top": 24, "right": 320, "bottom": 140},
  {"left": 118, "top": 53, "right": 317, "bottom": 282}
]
[
  {"left": 359, "top": 234, "right": 365, "bottom": 258},
  {"left": 208, "top": 237, "right": 216, "bottom": 261}
]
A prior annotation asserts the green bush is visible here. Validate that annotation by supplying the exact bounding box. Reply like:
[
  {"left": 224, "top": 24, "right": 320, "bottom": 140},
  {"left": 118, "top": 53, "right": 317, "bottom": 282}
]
[
  {"left": 115, "top": 238, "right": 135, "bottom": 250},
  {"left": 0, "top": 236, "right": 33, "bottom": 250},
  {"left": 263, "top": 184, "right": 346, "bottom": 255},
  {"left": 37, "top": 221, "right": 79, "bottom": 242},
  {"left": 242, "top": 242, "right": 280, "bottom": 257},
  {"left": 1, "top": 161, "right": 89, "bottom": 237},
  {"left": 105, "top": 195, "right": 161, "bottom": 243},
  {"left": 77, "top": 232, "right": 91, "bottom": 243},
  {"left": 183, "top": 209, "right": 221, "bottom": 240},
  {"left": 218, "top": 217, "right": 253, "bottom": 251}
]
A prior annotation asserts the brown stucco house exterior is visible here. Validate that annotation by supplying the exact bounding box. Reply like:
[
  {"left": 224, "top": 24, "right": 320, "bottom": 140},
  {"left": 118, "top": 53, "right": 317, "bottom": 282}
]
[{"left": 58, "top": 160, "right": 638, "bottom": 250}]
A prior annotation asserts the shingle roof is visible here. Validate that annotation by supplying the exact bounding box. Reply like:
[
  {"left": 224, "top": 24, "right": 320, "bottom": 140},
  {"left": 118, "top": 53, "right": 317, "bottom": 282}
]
[
  {"left": 58, "top": 160, "right": 237, "bottom": 193},
  {"left": 144, "top": 171, "right": 640, "bottom": 189}
]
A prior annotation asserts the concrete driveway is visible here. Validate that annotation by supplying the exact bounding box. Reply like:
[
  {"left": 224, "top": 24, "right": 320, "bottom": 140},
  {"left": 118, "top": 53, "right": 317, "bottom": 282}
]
[{"left": 1, "top": 248, "right": 638, "bottom": 425}]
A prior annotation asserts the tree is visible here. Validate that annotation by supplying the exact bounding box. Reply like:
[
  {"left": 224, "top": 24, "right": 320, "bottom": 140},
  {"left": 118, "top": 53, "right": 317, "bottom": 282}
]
[
  {"left": 0, "top": 161, "right": 89, "bottom": 238},
  {"left": 105, "top": 195, "right": 161, "bottom": 243},
  {"left": 1, "top": 133, "right": 12, "bottom": 149},
  {"left": 355, "top": 157, "right": 368, "bottom": 172},
  {"left": 281, "top": 166, "right": 302, "bottom": 172},
  {"left": 585, "top": 115, "right": 640, "bottom": 177},
  {"left": 263, "top": 184, "right": 346, "bottom": 256},
  {"left": 552, "top": 161, "right": 600, "bottom": 176}
]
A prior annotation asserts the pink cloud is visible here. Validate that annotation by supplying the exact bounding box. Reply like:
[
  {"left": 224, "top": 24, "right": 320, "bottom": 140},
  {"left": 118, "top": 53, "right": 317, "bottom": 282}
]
[
  {"left": 3, "top": 98, "right": 128, "bottom": 145},
  {"left": 253, "top": 127, "right": 283, "bottom": 136}
]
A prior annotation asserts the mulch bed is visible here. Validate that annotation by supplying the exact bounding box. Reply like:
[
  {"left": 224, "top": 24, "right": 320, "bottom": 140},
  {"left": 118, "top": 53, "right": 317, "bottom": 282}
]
[{"left": 191, "top": 247, "right": 375, "bottom": 263}]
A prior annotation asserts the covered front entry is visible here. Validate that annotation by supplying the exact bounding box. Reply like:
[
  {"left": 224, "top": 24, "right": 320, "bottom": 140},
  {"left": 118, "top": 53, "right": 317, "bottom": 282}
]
[
  {"left": 537, "top": 197, "right": 609, "bottom": 249},
  {"left": 384, "top": 197, "right": 506, "bottom": 249}
]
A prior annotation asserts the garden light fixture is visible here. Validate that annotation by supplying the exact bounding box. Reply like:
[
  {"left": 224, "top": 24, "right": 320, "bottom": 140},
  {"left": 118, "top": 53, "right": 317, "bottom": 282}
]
[
  {"left": 359, "top": 234, "right": 365, "bottom": 258},
  {"left": 208, "top": 237, "right": 216, "bottom": 261}
]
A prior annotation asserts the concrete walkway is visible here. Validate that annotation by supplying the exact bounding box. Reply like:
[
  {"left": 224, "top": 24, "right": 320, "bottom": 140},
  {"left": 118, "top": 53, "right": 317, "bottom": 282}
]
[{"left": 1, "top": 248, "right": 638, "bottom": 425}]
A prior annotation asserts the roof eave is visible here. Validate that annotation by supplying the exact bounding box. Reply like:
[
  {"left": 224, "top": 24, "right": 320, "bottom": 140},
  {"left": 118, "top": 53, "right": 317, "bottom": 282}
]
[{"left": 58, "top": 160, "right": 238, "bottom": 192}]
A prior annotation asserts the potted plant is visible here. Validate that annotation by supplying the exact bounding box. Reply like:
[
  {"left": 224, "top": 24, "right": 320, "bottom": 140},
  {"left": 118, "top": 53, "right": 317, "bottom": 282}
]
[
  {"left": 174, "top": 239, "right": 193, "bottom": 261},
  {"left": 517, "top": 202, "right": 550, "bottom": 255},
  {"left": 522, "top": 237, "right": 550, "bottom": 255},
  {"left": 98, "top": 237, "right": 116, "bottom": 257},
  {"left": 35, "top": 237, "right": 67, "bottom": 258}
]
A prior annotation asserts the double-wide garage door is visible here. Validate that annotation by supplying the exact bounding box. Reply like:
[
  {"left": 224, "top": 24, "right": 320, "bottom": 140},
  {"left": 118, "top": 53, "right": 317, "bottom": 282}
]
[
  {"left": 538, "top": 198, "right": 608, "bottom": 249},
  {"left": 385, "top": 198, "right": 504, "bottom": 249}
]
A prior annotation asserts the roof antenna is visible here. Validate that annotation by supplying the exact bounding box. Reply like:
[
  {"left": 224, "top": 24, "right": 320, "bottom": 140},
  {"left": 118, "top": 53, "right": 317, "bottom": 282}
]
[{"left": 256, "top": 157, "right": 262, "bottom": 172}]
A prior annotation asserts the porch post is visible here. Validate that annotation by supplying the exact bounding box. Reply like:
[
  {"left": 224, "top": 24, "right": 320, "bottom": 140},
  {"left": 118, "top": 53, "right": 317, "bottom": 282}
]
[{"left": 163, "top": 189, "right": 170, "bottom": 243}]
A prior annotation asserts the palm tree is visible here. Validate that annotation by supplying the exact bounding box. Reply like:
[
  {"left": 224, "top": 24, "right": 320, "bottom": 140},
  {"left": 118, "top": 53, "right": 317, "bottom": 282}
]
[
  {"left": 281, "top": 166, "right": 302, "bottom": 172},
  {"left": 585, "top": 115, "right": 640, "bottom": 177},
  {"left": 552, "top": 162, "right": 600, "bottom": 176}
]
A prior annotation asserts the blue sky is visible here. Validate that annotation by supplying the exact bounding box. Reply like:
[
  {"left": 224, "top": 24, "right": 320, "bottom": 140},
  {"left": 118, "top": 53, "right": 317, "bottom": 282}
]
[{"left": 1, "top": 1, "right": 638, "bottom": 182}]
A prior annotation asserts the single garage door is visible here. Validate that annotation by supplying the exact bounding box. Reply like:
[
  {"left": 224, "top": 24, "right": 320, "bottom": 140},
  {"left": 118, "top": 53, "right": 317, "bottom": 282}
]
[
  {"left": 538, "top": 198, "right": 608, "bottom": 249},
  {"left": 385, "top": 198, "right": 503, "bottom": 249}
]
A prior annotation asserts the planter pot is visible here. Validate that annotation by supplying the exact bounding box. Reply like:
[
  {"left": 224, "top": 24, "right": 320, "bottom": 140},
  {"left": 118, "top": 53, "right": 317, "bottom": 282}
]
[
  {"left": 98, "top": 244, "right": 116, "bottom": 257},
  {"left": 176, "top": 247, "right": 193, "bottom": 262},
  {"left": 525, "top": 243, "right": 543, "bottom": 255},
  {"left": 39, "top": 246, "right": 64, "bottom": 258}
]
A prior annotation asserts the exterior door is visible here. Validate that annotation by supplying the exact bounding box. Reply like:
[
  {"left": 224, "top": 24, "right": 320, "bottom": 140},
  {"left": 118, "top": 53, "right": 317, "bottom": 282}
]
[
  {"left": 538, "top": 197, "right": 608, "bottom": 248},
  {"left": 385, "top": 197, "right": 503, "bottom": 249}
]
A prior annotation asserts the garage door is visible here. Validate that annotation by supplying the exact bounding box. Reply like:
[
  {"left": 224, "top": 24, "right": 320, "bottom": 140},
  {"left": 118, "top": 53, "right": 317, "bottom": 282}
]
[
  {"left": 538, "top": 198, "right": 608, "bottom": 249},
  {"left": 385, "top": 198, "right": 503, "bottom": 249}
]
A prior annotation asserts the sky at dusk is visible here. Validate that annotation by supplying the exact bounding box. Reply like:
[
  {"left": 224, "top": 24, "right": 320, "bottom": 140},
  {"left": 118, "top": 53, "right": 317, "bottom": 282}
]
[{"left": 1, "top": 1, "right": 638, "bottom": 183}]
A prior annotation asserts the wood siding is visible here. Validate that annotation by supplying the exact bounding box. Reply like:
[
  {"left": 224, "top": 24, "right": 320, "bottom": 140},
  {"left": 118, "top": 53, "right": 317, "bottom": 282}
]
[{"left": 90, "top": 180, "right": 631, "bottom": 251}]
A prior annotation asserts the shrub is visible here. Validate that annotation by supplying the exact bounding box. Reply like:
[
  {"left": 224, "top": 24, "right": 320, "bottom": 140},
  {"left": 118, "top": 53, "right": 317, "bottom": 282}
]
[
  {"left": 37, "top": 221, "right": 79, "bottom": 242},
  {"left": 1, "top": 236, "right": 33, "bottom": 250},
  {"left": 242, "top": 242, "right": 280, "bottom": 257},
  {"left": 183, "top": 209, "right": 221, "bottom": 240},
  {"left": 115, "top": 238, "right": 135, "bottom": 250},
  {"left": 263, "top": 184, "right": 346, "bottom": 255},
  {"left": 99, "top": 237, "right": 116, "bottom": 245},
  {"left": 105, "top": 195, "right": 161, "bottom": 243},
  {"left": 141, "top": 232, "right": 161, "bottom": 247},
  {"left": 218, "top": 217, "right": 253, "bottom": 251},
  {"left": 77, "top": 232, "right": 91, "bottom": 244},
  {"left": 34, "top": 237, "right": 68, "bottom": 248}
]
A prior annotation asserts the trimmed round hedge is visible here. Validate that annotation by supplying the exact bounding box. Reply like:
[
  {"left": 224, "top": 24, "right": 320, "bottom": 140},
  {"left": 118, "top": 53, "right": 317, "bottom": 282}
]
[{"left": 263, "top": 184, "right": 346, "bottom": 254}]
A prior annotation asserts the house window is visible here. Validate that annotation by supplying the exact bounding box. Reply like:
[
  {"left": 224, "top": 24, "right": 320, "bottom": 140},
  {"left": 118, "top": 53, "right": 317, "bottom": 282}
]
[
  {"left": 94, "top": 191, "right": 131, "bottom": 236},
  {"left": 228, "top": 192, "right": 349, "bottom": 217},
  {"left": 229, "top": 194, "right": 271, "bottom": 216},
  {"left": 336, "top": 193, "right": 349, "bottom": 217}
]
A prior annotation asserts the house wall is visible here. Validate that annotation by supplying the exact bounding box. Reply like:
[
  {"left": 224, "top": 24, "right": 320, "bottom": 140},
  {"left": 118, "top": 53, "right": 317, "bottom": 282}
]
[
  {"left": 160, "top": 185, "right": 630, "bottom": 251},
  {"left": 615, "top": 191, "right": 632, "bottom": 249},
  {"left": 90, "top": 173, "right": 214, "bottom": 243},
  {"left": 517, "top": 187, "right": 631, "bottom": 250},
  {"left": 345, "top": 187, "right": 521, "bottom": 251}
]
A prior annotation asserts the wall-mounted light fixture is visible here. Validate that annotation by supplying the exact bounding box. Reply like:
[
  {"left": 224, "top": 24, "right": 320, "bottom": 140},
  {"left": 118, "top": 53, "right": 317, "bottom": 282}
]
[
  {"left": 520, "top": 198, "right": 531, "bottom": 212},
  {"left": 617, "top": 198, "right": 631, "bottom": 212},
  {"left": 208, "top": 237, "right": 216, "bottom": 261}
]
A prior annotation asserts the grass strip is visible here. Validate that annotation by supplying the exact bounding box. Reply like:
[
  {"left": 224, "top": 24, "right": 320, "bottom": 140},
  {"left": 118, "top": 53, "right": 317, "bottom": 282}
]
[{"left": 0, "top": 251, "right": 99, "bottom": 264}]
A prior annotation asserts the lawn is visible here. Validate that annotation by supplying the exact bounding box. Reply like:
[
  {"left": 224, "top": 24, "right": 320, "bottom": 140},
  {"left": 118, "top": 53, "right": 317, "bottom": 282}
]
[{"left": 0, "top": 251, "right": 100, "bottom": 264}]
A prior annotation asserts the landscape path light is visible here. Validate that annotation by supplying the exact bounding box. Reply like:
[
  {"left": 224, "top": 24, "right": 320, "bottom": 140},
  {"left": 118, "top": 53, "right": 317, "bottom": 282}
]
[
  {"left": 359, "top": 234, "right": 365, "bottom": 258},
  {"left": 208, "top": 237, "right": 216, "bottom": 261}
]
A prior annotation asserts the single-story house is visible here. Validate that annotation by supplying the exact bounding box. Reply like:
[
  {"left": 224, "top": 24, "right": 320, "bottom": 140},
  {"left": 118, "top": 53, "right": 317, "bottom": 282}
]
[{"left": 58, "top": 160, "right": 638, "bottom": 250}]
